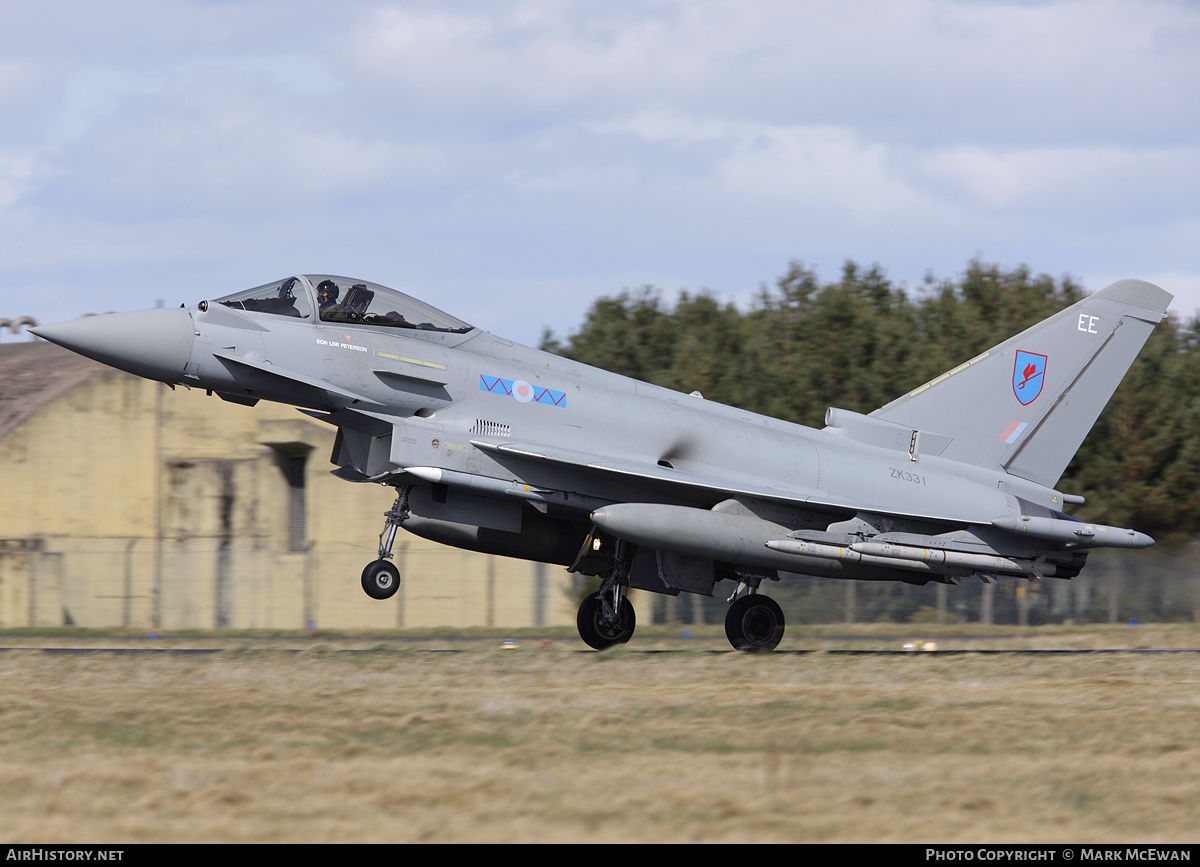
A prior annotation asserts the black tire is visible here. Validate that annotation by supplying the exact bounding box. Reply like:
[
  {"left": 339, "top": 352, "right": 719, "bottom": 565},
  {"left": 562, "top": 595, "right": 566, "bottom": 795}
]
[
  {"left": 361, "top": 559, "right": 401, "bottom": 600},
  {"left": 725, "top": 594, "right": 785, "bottom": 652},
  {"left": 577, "top": 594, "right": 636, "bottom": 650}
]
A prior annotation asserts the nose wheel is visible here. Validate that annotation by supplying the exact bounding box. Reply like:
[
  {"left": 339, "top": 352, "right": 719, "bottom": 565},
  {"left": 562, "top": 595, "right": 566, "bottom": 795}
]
[{"left": 362, "top": 559, "right": 401, "bottom": 600}]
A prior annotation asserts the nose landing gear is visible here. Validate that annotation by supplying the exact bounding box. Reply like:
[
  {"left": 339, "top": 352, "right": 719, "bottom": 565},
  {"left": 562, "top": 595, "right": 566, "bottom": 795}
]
[{"left": 361, "top": 486, "right": 410, "bottom": 601}]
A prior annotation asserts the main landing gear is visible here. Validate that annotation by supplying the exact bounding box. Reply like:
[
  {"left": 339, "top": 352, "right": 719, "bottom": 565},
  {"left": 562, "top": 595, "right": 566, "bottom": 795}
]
[
  {"left": 576, "top": 584, "right": 785, "bottom": 652},
  {"left": 576, "top": 540, "right": 636, "bottom": 650},
  {"left": 724, "top": 592, "right": 785, "bottom": 652},
  {"left": 577, "top": 587, "right": 636, "bottom": 650},
  {"left": 362, "top": 487, "right": 410, "bottom": 600},
  {"left": 574, "top": 545, "right": 786, "bottom": 652}
]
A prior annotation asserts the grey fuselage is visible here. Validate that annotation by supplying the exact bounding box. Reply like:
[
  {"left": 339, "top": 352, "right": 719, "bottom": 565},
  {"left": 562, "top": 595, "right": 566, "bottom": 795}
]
[
  {"left": 189, "top": 296, "right": 1035, "bottom": 515},
  {"left": 183, "top": 288, "right": 1082, "bottom": 583},
  {"left": 32, "top": 273, "right": 1163, "bottom": 592}
]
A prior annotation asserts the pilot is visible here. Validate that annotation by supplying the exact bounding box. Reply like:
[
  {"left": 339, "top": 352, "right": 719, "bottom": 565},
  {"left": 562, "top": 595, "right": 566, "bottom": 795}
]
[{"left": 316, "top": 280, "right": 340, "bottom": 313}]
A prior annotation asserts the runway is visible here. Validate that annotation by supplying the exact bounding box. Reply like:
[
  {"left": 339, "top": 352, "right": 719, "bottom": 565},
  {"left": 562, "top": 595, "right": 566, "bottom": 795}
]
[
  {"left": 2, "top": 643, "right": 1198, "bottom": 656},
  {"left": 2, "top": 622, "right": 1197, "bottom": 656}
]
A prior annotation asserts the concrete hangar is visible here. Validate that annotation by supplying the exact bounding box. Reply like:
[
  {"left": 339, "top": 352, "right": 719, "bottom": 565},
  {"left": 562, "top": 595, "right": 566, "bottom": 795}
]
[{"left": 0, "top": 337, "right": 571, "bottom": 631}]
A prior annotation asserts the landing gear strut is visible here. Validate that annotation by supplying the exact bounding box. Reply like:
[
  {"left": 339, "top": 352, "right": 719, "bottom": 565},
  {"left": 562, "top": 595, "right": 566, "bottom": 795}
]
[
  {"left": 576, "top": 540, "right": 636, "bottom": 650},
  {"left": 362, "top": 486, "right": 410, "bottom": 601}
]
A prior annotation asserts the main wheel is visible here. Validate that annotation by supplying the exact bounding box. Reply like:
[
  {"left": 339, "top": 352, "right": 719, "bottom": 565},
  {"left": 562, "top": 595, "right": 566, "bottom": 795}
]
[
  {"left": 361, "top": 559, "right": 401, "bottom": 600},
  {"left": 577, "top": 594, "right": 636, "bottom": 650},
  {"left": 725, "top": 594, "right": 785, "bottom": 652}
]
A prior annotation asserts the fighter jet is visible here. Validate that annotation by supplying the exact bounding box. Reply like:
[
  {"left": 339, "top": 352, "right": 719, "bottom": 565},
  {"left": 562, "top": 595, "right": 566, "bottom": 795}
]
[{"left": 31, "top": 274, "right": 1171, "bottom": 651}]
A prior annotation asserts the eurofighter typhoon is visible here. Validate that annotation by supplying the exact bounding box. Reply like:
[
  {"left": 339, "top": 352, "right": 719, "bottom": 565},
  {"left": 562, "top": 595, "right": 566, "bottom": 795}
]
[{"left": 31, "top": 275, "right": 1171, "bottom": 650}]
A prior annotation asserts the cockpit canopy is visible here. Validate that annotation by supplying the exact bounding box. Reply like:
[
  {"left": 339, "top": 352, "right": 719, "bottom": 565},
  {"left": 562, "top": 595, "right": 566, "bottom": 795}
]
[{"left": 213, "top": 275, "right": 473, "bottom": 334}]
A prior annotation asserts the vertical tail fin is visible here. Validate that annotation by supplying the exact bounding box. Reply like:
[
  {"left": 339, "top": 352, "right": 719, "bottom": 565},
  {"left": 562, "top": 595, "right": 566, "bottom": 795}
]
[{"left": 869, "top": 279, "right": 1172, "bottom": 487}]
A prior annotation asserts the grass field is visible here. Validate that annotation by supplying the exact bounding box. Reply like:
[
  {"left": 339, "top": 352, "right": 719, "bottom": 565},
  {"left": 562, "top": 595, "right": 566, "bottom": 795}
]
[{"left": 1, "top": 624, "right": 1198, "bottom": 843}]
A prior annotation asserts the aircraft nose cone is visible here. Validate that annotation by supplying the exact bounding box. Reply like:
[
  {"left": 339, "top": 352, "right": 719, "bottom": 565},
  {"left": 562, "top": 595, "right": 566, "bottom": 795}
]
[{"left": 30, "top": 307, "right": 194, "bottom": 383}]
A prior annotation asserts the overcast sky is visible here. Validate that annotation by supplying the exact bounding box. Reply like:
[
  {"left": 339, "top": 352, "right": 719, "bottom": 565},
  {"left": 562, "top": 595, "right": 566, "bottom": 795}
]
[{"left": 1, "top": 0, "right": 1198, "bottom": 347}]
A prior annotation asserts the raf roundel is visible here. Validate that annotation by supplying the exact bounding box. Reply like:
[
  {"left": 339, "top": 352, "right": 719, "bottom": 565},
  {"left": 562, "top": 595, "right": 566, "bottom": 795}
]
[{"left": 512, "top": 380, "right": 534, "bottom": 403}]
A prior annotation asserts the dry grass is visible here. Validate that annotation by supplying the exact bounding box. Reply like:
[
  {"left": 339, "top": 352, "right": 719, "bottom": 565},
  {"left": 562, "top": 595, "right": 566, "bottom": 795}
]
[{"left": 0, "top": 628, "right": 1198, "bottom": 843}]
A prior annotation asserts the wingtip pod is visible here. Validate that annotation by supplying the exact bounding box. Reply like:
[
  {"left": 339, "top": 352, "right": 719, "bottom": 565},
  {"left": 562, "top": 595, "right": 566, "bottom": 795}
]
[{"left": 1095, "top": 279, "right": 1173, "bottom": 319}]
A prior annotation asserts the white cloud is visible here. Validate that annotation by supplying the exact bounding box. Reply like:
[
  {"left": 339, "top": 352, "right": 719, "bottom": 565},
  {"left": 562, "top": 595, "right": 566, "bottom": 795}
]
[
  {"left": 345, "top": 0, "right": 1200, "bottom": 145},
  {"left": 904, "top": 143, "right": 1200, "bottom": 219},
  {"left": 0, "top": 149, "right": 44, "bottom": 209}
]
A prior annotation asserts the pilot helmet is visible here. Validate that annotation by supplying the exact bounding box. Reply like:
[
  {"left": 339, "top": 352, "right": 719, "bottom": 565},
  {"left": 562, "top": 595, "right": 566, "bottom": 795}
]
[{"left": 316, "top": 280, "right": 340, "bottom": 303}]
